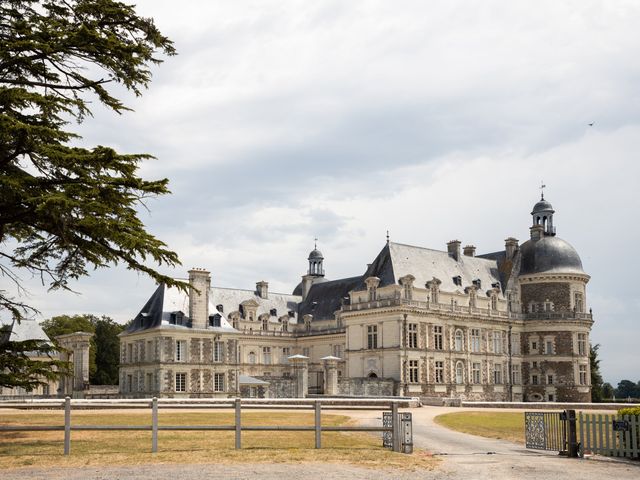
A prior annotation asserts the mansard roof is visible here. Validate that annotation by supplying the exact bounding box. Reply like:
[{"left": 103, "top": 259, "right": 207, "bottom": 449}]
[
  {"left": 297, "top": 276, "right": 362, "bottom": 321},
  {"left": 360, "top": 242, "right": 503, "bottom": 296},
  {"left": 126, "top": 282, "right": 301, "bottom": 333}
]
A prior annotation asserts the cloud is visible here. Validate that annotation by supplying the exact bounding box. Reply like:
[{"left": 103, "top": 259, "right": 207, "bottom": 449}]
[{"left": 12, "top": 0, "right": 640, "bottom": 385}]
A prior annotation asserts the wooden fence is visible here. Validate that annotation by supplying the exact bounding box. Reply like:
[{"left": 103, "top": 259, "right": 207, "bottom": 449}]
[
  {"left": 0, "top": 397, "right": 410, "bottom": 455},
  {"left": 578, "top": 413, "right": 639, "bottom": 458}
]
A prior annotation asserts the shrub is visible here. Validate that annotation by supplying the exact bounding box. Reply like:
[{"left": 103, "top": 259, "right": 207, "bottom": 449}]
[{"left": 618, "top": 406, "right": 640, "bottom": 416}]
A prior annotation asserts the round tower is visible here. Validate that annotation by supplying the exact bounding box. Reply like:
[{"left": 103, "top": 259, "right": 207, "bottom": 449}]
[{"left": 517, "top": 194, "right": 593, "bottom": 403}]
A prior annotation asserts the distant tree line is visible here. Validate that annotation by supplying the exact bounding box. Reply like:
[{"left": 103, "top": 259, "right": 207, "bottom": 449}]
[
  {"left": 602, "top": 380, "right": 640, "bottom": 401},
  {"left": 42, "top": 315, "right": 125, "bottom": 385}
]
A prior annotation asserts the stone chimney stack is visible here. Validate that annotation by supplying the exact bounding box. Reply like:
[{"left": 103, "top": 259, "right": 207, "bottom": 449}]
[
  {"left": 188, "top": 268, "right": 210, "bottom": 329},
  {"left": 256, "top": 280, "right": 269, "bottom": 299},
  {"left": 447, "top": 240, "right": 461, "bottom": 261},
  {"left": 530, "top": 225, "right": 544, "bottom": 241},
  {"left": 505, "top": 237, "right": 519, "bottom": 259},
  {"left": 463, "top": 245, "right": 476, "bottom": 257},
  {"left": 301, "top": 274, "right": 314, "bottom": 301}
]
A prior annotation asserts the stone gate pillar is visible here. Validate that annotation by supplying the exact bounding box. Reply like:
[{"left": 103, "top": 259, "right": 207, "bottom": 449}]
[
  {"left": 288, "top": 354, "right": 309, "bottom": 398},
  {"left": 321, "top": 355, "right": 341, "bottom": 396},
  {"left": 56, "top": 331, "right": 93, "bottom": 397}
]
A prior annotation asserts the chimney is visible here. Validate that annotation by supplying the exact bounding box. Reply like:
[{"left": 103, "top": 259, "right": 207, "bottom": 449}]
[
  {"left": 301, "top": 274, "right": 314, "bottom": 301},
  {"left": 188, "top": 268, "right": 210, "bottom": 329},
  {"left": 530, "top": 225, "right": 544, "bottom": 241},
  {"left": 447, "top": 240, "right": 461, "bottom": 261},
  {"left": 505, "top": 237, "right": 519, "bottom": 259},
  {"left": 463, "top": 245, "right": 476, "bottom": 257},
  {"left": 256, "top": 281, "right": 269, "bottom": 299}
]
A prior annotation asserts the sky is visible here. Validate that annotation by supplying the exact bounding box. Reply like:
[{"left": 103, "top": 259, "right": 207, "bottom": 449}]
[{"left": 9, "top": 0, "right": 640, "bottom": 385}]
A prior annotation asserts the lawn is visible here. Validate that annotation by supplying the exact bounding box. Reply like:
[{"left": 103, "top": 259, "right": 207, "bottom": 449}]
[
  {"left": 434, "top": 411, "right": 525, "bottom": 444},
  {"left": 0, "top": 409, "right": 437, "bottom": 471}
]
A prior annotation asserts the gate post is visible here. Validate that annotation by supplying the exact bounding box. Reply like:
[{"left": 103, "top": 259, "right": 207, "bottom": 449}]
[{"left": 566, "top": 409, "right": 579, "bottom": 458}]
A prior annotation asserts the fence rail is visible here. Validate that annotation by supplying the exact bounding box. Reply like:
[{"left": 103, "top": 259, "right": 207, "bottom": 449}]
[{"left": 0, "top": 397, "right": 410, "bottom": 455}]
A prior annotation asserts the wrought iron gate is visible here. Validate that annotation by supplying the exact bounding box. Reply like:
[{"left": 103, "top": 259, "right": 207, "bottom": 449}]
[{"left": 525, "top": 411, "right": 567, "bottom": 453}]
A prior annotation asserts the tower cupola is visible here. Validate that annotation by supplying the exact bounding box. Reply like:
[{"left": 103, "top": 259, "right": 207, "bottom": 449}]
[
  {"left": 531, "top": 188, "right": 556, "bottom": 237},
  {"left": 307, "top": 240, "right": 325, "bottom": 277}
]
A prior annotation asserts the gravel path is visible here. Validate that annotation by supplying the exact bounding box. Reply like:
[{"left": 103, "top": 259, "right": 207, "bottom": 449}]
[{"left": 3, "top": 406, "right": 639, "bottom": 480}]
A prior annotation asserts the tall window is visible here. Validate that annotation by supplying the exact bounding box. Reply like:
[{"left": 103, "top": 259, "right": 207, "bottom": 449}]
[
  {"left": 146, "top": 372, "right": 154, "bottom": 391},
  {"left": 367, "top": 325, "right": 378, "bottom": 349},
  {"left": 470, "top": 329, "right": 480, "bottom": 352},
  {"left": 491, "top": 295, "right": 497, "bottom": 310},
  {"left": 214, "top": 373, "right": 225, "bottom": 392},
  {"left": 435, "top": 361, "right": 444, "bottom": 383},
  {"left": 175, "top": 373, "right": 186, "bottom": 392},
  {"left": 368, "top": 285, "right": 377, "bottom": 301},
  {"left": 127, "top": 343, "right": 133, "bottom": 363},
  {"left": 544, "top": 340, "right": 554, "bottom": 355},
  {"left": 408, "top": 323, "right": 418, "bottom": 348},
  {"left": 510, "top": 334, "right": 520, "bottom": 355},
  {"left": 493, "top": 363, "right": 503, "bottom": 384},
  {"left": 262, "top": 318, "right": 269, "bottom": 331},
  {"left": 209, "top": 314, "right": 222, "bottom": 327},
  {"left": 532, "top": 374, "right": 539, "bottom": 385},
  {"left": 282, "top": 347, "right": 291, "bottom": 363},
  {"left": 175, "top": 340, "right": 186, "bottom": 362},
  {"left": 213, "top": 341, "right": 224, "bottom": 362},
  {"left": 248, "top": 351, "right": 256, "bottom": 364},
  {"left": 434, "top": 326, "right": 443, "bottom": 350},
  {"left": 263, "top": 346, "right": 272, "bottom": 365},
  {"left": 579, "top": 365, "right": 588, "bottom": 385},
  {"left": 146, "top": 341, "right": 154, "bottom": 361},
  {"left": 472, "top": 362, "right": 481, "bottom": 384},
  {"left": 511, "top": 365, "right": 520, "bottom": 385},
  {"left": 333, "top": 344, "right": 342, "bottom": 358},
  {"left": 577, "top": 333, "right": 587, "bottom": 355},
  {"left": 574, "top": 292, "right": 584, "bottom": 312},
  {"left": 282, "top": 320, "right": 288, "bottom": 332},
  {"left": 455, "top": 361, "right": 464, "bottom": 384},
  {"left": 493, "top": 331, "right": 502, "bottom": 354},
  {"left": 454, "top": 329, "right": 463, "bottom": 351},
  {"left": 547, "top": 374, "right": 554, "bottom": 385},
  {"left": 408, "top": 360, "right": 419, "bottom": 383}
]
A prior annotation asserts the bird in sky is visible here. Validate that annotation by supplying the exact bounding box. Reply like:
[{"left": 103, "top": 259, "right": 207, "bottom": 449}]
[{"left": 588, "top": 122, "right": 595, "bottom": 126}]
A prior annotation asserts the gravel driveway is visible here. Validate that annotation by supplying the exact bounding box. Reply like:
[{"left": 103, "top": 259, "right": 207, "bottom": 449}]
[{"left": 3, "top": 406, "right": 639, "bottom": 480}]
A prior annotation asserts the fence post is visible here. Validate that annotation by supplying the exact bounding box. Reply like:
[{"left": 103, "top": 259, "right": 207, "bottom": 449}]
[
  {"left": 151, "top": 397, "right": 158, "bottom": 453},
  {"left": 391, "top": 401, "right": 400, "bottom": 453},
  {"left": 235, "top": 398, "right": 241, "bottom": 449},
  {"left": 566, "top": 409, "right": 578, "bottom": 458},
  {"left": 64, "top": 396, "right": 71, "bottom": 455},
  {"left": 315, "top": 401, "right": 321, "bottom": 449}
]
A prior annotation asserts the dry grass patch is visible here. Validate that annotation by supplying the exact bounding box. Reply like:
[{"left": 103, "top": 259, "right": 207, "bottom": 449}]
[
  {"left": 0, "top": 409, "right": 438, "bottom": 471},
  {"left": 434, "top": 411, "right": 525, "bottom": 444}
]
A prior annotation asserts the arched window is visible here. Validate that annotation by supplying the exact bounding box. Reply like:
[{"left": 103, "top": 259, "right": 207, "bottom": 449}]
[
  {"left": 248, "top": 351, "right": 256, "bottom": 364},
  {"left": 455, "top": 361, "right": 464, "bottom": 384},
  {"left": 454, "top": 329, "right": 464, "bottom": 351},
  {"left": 368, "top": 372, "right": 378, "bottom": 379}
]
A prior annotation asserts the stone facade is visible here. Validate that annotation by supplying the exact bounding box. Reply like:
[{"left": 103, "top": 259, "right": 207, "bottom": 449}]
[{"left": 119, "top": 196, "right": 594, "bottom": 402}]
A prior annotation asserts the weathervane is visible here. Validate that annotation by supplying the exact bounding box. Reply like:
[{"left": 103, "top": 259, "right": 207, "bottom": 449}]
[
  {"left": 539, "top": 181, "right": 546, "bottom": 200},
  {"left": 386, "top": 230, "right": 390, "bottom": 245},
  {"left": 314, "top": 237, "right": 318, "bottom": 249}
]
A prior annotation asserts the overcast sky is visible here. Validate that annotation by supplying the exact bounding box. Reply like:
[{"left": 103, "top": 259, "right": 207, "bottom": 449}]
[{"left": 14, "top": 1, "right": 640, "bottom": 385}]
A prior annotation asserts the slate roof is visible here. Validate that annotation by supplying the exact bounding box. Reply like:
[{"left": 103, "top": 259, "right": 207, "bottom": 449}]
[
  {"left": 297, "top": 276, "right": 363, "bottom": 320},
  {"left": 126, "top": 283, "right": 301, "bottom": 333},
  {"left": 0, "top": 318, "right": 51, "bottom": 342},
  {"left": 361, "top": 242, "right": 503, "bottom": 296}
]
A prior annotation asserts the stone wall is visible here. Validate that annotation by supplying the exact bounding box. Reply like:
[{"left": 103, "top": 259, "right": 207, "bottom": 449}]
[
  {"left": 338, "top": 377, "right": 396, "bottom": 396},
  {"left": 521, "top": 282, "right": 571, "bottom": 312}
]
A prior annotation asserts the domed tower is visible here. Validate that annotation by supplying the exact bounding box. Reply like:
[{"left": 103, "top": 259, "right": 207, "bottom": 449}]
[{"left": 516, "top": 193, "right": 593, "bottom": 403}]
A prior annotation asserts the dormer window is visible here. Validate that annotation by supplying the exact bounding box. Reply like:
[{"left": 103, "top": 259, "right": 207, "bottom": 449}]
[
  {"left": 288, "top": 310, "right": 295, "bottom": 318},
  {"left": 209, "top": 314, "right": 222, "bottom": 328},
  {"left": 216, "top": 304, "right": 224, "bottom": 313},
  {"left": 169, "top": 311, "right": 184, "bottom": 325},
  {"left": 472, "top": 279, "right": 481, "bottom": 289},
  {"left": 270, "top": 308, "right": 277, "bottom": 317},
  {"left": 453, "top": 276, "right": 462, "bottom": 287},
  {"left": 262, "top": 317, "right": 269, "bottom": 331}
]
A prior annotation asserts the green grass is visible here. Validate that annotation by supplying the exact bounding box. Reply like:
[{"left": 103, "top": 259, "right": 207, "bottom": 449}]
[
  {"left": 434, "top": 411, "right": 525, "bottom": 444},
  {"left": 0, "top": 409, "right": 438, "bottom": 471}
]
